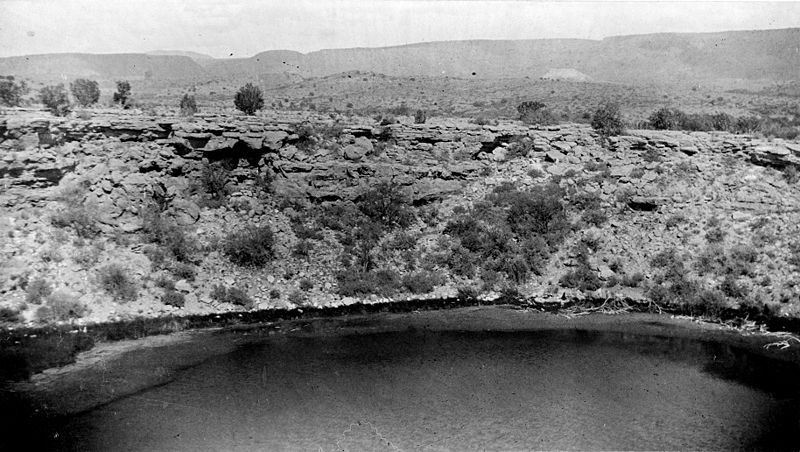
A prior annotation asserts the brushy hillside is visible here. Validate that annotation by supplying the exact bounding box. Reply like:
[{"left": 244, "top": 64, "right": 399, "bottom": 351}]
[{"left": 1, "top": 109, "right": 799, "bottom": 328}]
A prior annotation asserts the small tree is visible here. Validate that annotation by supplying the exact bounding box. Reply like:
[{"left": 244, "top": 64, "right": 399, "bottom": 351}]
[
  {"left": 648, "top": 107, "right": 686, "bottom": 130},
  {"left": 591, "top": 102, "right": 625, "bottom": 137},
  {"left": 414, "top": 109, "right": 427, "bottom": 124},
  {"left": 70, "top": 79, "right": 100, "bottom": 107},
  {"left": 0, "top": 75, "right": 28, "bottom": 107},
  {"left": 40, "top": 84, "right": 71, "bottom": 116},
  {"left": 517, "top": 100, "right": 557, "bottom": 125},
  {"left": 234, "top": 83, "right": 264, "bottom": 115},
  {"left": 113, "top": 80, "right": 131, "bottom": 108},
  {"left": 179, "top": 93, "right": 197, "bottom": 116}
]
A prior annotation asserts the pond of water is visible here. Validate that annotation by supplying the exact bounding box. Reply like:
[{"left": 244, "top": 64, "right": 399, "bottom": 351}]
[{"left": 52, "top": 328, "right": 800, "bottom": 450}]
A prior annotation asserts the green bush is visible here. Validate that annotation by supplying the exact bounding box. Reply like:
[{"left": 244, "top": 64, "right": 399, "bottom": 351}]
[
  {"left": 70, "top": 79, "right": 100, "bottom": 107},
  {"left": 98, "top": 264, "right": 138, "bottom": 302},
  {"left": 196, "top": 162, "right": 231, "bottom": 207},
  {"left": 40, "top": 84, "right": 71, "bottom": 116},
  {"left": 234, "top": 83, "right": 264, "bottom": 115},
  {"left": 171, "top": 262, "right": 196, "bottom": 281},
  {"left": 162, "top": 290, "right": 185, "bottom": 308},
  {"left": 51, "top": 207, "right": 100, "bottom": 238},
  {"left": 0, "top": 307, "right": 22, "bottom": 323},
  {"left": 401, "top": 271, "right": 442, "bottom": 294},
  {"left": 591, "top": 102, "right": 625, "bottom": 137},
  {"left": 37, "top": 290, "right": 88, "bottom": 322},
  {"left": 223, "top": 225, "right": 275, "bottom": 267},
  {"left": 357, "top": 182, "right": 414, "bottom": 229},
  {"left": 559, "top": 265, "right": 602, "bottom": 291},
  {"left": 140, "top": 207, "right": 195, "bottom": 262},
  {"left": 25, "top": 277, "right": 52, "bottom": 305},
  {"left": 299, "top": 278, "right": 314, "bottom": 291},
  {"left": 113, "top": 81, "right": 131, "bottom": 108},
  {"left": 0, "top": 75, "right": 28, "bottom": 107},
  {"left": 649, "top": 108, "right": 687, "bottom": 130},
  {"left": 517, "top": 101, "right": 557, "bottom": 125},
  {"left": 414, "top": 109, "right": 427, "bottom": 124},
  {"left": 179, "top": 93, "right": 197, "bottom": 116},
  {"left": 210, "top": 285, "right": 255, "bottom": 309}
]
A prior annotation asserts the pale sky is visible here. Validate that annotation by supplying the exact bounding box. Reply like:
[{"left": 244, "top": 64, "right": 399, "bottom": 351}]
[{"left": 1, "top": 0, "right": 799, "bottom": 58}]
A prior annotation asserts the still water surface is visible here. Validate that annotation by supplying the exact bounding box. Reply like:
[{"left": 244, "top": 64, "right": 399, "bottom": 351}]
[{"left": 57, "top": 328, "right": 800, "bottom": 450}]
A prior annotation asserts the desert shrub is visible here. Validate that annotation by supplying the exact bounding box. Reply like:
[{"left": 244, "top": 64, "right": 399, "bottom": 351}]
[
  {"left": 171, "top": 262, "right": 196, "bottom": 281},
  {"left": 269, "top": 288, "right": 281, "bottom": 299},
  {"left": 357, "top": 182, "right": 414, "bottom": 229},
  {"left": 143, "top": 245, "right": 169, "bottom": 269},
  {"left": 112, "top": 81, "right": 131, "bottom": 107},
  {"left": 649, "top": 108, "right": 686, "bottom": 130},
  {"left": 25, "top": 277, "right": 52, "bottom": 305},
  {"left": 517, "top": 101, "right": 558, "bottom": 125},
  {"left": 162, "top": 290, "right": 185, "bottom": 308},
  {"left": 581, "top": 207, "right": 607, "bottom": 227},
  {"left": 0, "top": 75, "right": 28, "bottom": 106},
  {"left": 559, "top": 265, "right": 602, "bottom": 291},
  {"left": 234, "top": 83, "right": 264, "bottom": 115},
  {"left": 783, "top": 166, "right": 800, "bottom": 184},
  {"left": 504, "top": 183, "right": 569, "bottom": 244},
  {"left": 70, "top": 79, "right": 100, "bottom": 107},
  {"left": 223, "top": 225, "right": 275, "bottom": 267},
  {"left": 73, "top": 244, "right": 102, "bottom": 268},
  {"left": 299, "top": 278, "right": 314, "bottom": 291},
  {"left": 179, "top": 93, "right": 197, "bottom": 116},
  {"left": 210, "top": 285, "right": 255, "bottom": 309},
  {"left": 254, "top": 169, "right": 274, "bottom": 196},
  {"left": 98, "top": 264, "right": 138, "bottom": 302},
  {"left": 196, "top": 162, "right": 231, "bottom": 207},
  {"left": 39, "top": 84, "right": 71, "bottom": 116},
  {"left": 401, "top": 271, "right": 442, "bottom": 294},
  {"left": 51, "top": 207, "right": 100, "bottom": 238},
  {"left": 0, "top": 307, "right": 22, "bottom": 323},
  {"left": 705, "top": 227, "right": 725, "bottom": 243},
  {"left": 665, "top": 214, "right": 686, "bottom": 229},
  {"left": 620, "top": 272, "right": 644, "bottom": 287},
  {"left": 140, "top": 208, "right": 195, "bottom": 262},
  {"left": 719, "top": 275, "right": 749, "bottom": 299},
  {"left": 591, "top": 102, "right": 625, "bottom": 137},
  {"left": 293, "top": 239, "right": 313, "bottom": 259},
  {"left": 154, "top": 275, "right": 176, "bottom": 291},
  {"left": 112, "top": 80, "right": 131, "bottom": 107},
  {"left": 456, "top": 285, "right": 479, "bottom": 300},
  {"left": 414, "top": 109, "right": 427, "bottom": 124},
  {"left": 37, "top": 290, "right": 88, "bottom": 322}
]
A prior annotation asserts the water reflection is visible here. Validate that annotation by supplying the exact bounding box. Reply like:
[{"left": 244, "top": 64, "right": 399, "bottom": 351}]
[{"left": 54, "top": 328, "right": 800, "bottom": 451}]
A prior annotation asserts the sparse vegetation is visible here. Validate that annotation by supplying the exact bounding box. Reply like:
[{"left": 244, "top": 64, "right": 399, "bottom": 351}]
[
  {"left": 113, "top": 81, "right": 131, "bottom": 108},
  {"left": 179, "top": 93, "right": 197, "bottom": 116},
  {"left": 70, "top": 79, "right": 100, "bottom": 107},
  {"left": 211, "top": 285, "right": 255, "bottom": 309},
  {"left": 223, "top": 225, "right": 275, "bottom": 267},
  {"left": 0, "top": 75, "right": 28, "bottom": 107},
  {"left": 37, "top": 290, "right": 89, "bottom": 322},
  {"left": 25, "top": 277, "right": 53, "bottom": 305},
  {"left": 591, "top": 102, "right": 625, "bottom": 137},
  {"left": 234, "top": 83, "right": 264, "bottom": 115},
  {"left": 40, "top": 84, "right": 71, "bottom": 116},
  {"left": 98, "top": 264, "right": 138, "bottom": 302}
]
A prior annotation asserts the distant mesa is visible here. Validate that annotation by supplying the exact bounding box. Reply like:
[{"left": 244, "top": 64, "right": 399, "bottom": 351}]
[
  {"left": 0, "top": 28, "right": 798, "bottom": 86},
  {"left": 540, "top": 68, "right": 592, "bottom": 82}
]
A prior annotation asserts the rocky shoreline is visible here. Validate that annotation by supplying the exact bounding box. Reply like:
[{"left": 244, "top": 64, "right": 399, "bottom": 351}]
[{"left": 2, "top": 109, "right": 800, "bottom": 341}]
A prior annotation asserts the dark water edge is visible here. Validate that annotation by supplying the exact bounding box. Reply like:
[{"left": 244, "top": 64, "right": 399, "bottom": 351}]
[
  {"left": 11, "top": 328, "right": 800, "bottom": 451},
  {"left": 2, "top": 295, "right": 800, "bottom": 384},
  {"left": 0, "top": 302, "right": 799, "bottom": 451}
]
